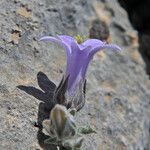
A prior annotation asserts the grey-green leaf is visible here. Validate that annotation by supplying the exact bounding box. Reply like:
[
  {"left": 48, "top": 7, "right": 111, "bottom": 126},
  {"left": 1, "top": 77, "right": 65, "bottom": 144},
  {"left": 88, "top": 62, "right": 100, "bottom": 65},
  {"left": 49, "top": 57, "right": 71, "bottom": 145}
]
[{"left": 78, "top": 126, "right": 97, "bottom": 134}]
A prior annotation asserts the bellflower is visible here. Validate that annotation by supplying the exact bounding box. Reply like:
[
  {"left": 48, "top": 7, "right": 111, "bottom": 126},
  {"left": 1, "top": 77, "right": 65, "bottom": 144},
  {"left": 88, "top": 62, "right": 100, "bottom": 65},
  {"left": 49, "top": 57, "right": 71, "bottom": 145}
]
[{"left": 40, "top": 35, "right": 121, "bottom": 96}]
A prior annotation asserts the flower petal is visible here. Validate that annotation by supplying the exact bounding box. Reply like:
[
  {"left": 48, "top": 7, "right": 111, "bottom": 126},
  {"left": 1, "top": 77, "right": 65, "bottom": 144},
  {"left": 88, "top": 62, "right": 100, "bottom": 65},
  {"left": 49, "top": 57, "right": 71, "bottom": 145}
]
[
  {"left": 40, "top": 36, "right": 60, "bottom": 43},
  {"left": 67, "top": 45, "right": 91, "bottom": 92},
  {"left": 40, "top": 36, "right": 73, "bottom": 72},
  {"left": 88, "top": 43, "right": 121, "bottom": 59},
  {"left": 40, "top": 36, "right": 72, "bottom": 54},
  {"left": 65, "top": 41, "right": 81, "bottom": 85},
  {"left": 57, "top": 35, "right": 75, "bottom": 46},
  {"left": 102, "top": 44, "right": 122, "bottom": 51},
  {"left": 82, "top": 39, "right": 104, "bottom": 49}
]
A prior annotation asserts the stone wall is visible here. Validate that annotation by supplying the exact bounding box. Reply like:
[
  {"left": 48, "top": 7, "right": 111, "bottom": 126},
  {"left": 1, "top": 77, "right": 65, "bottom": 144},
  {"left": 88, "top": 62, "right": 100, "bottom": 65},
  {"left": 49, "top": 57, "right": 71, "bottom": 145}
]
[{"left": 0, "top": 0, "right": 150, "bottom": 149}]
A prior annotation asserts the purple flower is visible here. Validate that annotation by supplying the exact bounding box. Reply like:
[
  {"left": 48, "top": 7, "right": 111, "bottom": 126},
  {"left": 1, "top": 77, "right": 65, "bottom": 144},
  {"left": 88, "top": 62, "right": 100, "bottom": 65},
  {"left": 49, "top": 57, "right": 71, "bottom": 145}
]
[{"left": 40, "top": 35, "right": 121, "bottom": 95}]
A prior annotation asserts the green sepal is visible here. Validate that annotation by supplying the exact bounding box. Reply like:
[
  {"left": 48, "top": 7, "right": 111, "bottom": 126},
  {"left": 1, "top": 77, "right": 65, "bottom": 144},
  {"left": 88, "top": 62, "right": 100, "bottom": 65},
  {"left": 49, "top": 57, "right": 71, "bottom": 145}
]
[
  {"left": 44, "top": 137, "right": 60, "bottom": 145},
  {"left": 77, "top": 125, "right": 97, "bottom": 134},
  {"left": 69, "top": 108, "right": 76, "bottom": 116},
  {"left": 62, "top": 136, "right": 84, "bottom": 150}
]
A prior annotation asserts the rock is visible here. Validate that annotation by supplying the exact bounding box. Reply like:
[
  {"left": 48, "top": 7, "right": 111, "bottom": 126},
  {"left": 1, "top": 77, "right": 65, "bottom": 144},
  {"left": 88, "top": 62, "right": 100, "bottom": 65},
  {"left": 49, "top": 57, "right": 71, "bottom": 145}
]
[
  {"left": 0, "top": 0, "right": 150, "bottom": 150},
  {"left": 89, "top": 18, "right": 110, "bottom": 41},
  {"left": 16, "top": 7, "right": 32, "bottom": 18}
]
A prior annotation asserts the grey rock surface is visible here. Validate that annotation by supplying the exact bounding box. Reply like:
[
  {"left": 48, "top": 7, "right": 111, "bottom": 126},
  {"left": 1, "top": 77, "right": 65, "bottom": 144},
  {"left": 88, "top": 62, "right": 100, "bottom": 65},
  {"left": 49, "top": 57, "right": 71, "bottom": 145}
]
[{"left": 0, "top": 0, "right": 150, "bottom": 150}]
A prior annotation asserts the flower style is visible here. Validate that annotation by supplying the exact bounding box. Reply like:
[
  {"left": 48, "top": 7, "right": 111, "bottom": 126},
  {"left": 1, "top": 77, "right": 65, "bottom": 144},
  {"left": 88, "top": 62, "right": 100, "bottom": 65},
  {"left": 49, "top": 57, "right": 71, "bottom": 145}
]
[{"left": 40, "top": 35, "right": 121, "bottom": 96}]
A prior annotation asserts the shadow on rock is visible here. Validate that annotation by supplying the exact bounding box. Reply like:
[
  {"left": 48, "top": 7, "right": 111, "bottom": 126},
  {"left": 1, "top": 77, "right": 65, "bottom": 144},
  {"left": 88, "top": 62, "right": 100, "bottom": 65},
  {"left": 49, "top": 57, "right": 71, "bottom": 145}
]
[
  {"left": 17, "top": 71, "right": 66, "bottom": 150},
  {"left": 118, "top": 0, "right": 150, "bottom": 77}
]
